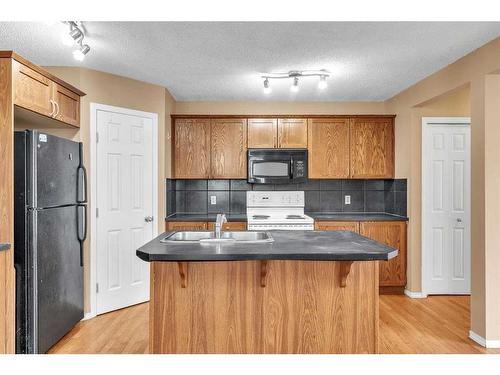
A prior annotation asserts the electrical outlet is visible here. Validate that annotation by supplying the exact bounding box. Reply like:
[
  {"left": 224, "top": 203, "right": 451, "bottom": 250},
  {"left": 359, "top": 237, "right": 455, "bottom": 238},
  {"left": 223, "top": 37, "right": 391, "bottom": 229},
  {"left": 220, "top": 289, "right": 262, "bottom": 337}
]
[
  {"left": 344, "top": 195, "right": 351, "bottom": 205},
  {"left": 210, "top": 195, "right": 217, "bottom": 205}
]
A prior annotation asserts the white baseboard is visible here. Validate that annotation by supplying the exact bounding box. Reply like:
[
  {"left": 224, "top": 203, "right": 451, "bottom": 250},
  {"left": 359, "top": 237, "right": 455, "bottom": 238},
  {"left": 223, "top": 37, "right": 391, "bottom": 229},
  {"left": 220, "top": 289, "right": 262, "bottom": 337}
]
[
  {"left": 82, "top": 312, "right": 96, "bottom": 321},
  {"left": 469, "top": 330, "right": 500, "bottom": 348},
  {"left": 404, "top": 289, "right": 428, "bottom": 298}
]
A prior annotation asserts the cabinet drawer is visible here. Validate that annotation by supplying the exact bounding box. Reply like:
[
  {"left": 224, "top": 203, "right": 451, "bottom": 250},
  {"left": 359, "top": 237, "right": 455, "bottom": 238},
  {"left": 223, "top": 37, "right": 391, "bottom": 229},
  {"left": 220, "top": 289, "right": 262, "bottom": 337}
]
[
  {"left": 207, "top": 221, "right": 247, "bottom": 231},
  {"left": 166, "top": 221, "right": 208, "bottom": 231},
  {"left": 315, "top": 221, "right": 360, "bottom": 232}
]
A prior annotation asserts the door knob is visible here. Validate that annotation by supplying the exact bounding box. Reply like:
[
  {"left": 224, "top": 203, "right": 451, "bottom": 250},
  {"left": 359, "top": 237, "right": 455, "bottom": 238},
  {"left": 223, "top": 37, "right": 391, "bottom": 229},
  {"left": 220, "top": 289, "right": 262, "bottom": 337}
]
[
  {"left": 145, "top": 216, "right": 154, "bottom": 223},
  {"left": 456, "top": 218, "right": 462, "bottom": 223}
]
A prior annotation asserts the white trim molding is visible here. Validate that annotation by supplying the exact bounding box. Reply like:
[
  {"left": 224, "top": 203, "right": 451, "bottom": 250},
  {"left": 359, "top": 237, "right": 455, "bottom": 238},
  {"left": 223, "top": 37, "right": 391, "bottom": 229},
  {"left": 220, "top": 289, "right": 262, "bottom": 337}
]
[
  {"left": 469, "top": 330, "right": 500, "bottom": 348},
  {"left": 404, "top": 289, "right": 428, "bottom": 299},
  {"left": 89, "top": 102, "right": 159, "bottom": 319}
]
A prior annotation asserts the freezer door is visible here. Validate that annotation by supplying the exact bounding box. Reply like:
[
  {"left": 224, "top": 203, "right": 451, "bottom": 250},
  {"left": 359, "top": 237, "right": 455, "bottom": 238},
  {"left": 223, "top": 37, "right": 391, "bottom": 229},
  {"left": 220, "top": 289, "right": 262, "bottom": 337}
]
[
  {"left": 35, "top": 206, "right": 84, "bottom": 353},
  {"left": 31, "top": 131, "right": 81, "bottom": 208}
]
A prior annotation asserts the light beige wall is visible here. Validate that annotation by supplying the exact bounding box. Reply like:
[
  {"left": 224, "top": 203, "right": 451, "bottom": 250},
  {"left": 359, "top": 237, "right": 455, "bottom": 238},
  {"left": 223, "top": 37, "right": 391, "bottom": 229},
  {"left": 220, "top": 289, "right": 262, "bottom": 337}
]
[
  {"left": 385, "top": 37, "right": 500, "bottom": 340},
  {"left": 484, "top": 74, "right": 500, "bottom": 340},
  {"left": 41, "top": 67, "right": 172, "bottom": 313},
  {"left": 174, "top": 101, "right": 387, "bottom": 115}
]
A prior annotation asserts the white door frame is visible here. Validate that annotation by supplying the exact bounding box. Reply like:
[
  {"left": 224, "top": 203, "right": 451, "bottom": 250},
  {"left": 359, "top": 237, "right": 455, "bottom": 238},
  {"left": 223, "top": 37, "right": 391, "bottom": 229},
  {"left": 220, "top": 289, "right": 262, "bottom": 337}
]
[
  {"left": 421, "top": 116, "right": 471, "bottom": 296},
  {"left": 87, "top": 102, "right": 158, "bottom": 320}
]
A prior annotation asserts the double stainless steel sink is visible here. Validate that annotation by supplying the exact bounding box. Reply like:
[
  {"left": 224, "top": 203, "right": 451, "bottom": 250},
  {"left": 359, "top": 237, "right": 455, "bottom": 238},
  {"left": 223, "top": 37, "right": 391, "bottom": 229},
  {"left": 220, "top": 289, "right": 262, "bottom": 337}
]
[{"left": 161, "top": 231, "right": 274, "bottom": 244}]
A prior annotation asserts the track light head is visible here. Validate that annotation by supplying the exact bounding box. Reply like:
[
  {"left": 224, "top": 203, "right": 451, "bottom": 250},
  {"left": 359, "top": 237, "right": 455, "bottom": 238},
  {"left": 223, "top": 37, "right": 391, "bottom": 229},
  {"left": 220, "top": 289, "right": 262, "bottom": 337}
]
[
  {"left": 73, "top": 44, "right": 90, "bottom": 61},
  {"left": 318, "top": 75, "right": 328, "bottom": 89},
  {"left": 69, "top": 27, "right": 83, "bottom": 41},
  {"left": 290, "top": 77, "right": 299, "bottom": 93},
  {"left": 263, "top": 78, "right": 272, "bottom": 94}
]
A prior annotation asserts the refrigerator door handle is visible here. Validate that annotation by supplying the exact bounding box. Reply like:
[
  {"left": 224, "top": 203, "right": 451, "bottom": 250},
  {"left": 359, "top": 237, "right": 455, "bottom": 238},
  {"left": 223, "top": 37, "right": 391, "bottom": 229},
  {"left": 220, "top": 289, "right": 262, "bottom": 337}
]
[
  {"left": 77, "top": 204, "right": 87, "bottom": 267},
  {"left": 77, "top": 166, "right": 88, "bottom": 203},
  {"left": 77, "top": 143, "right": 88, "bottom": 203}
]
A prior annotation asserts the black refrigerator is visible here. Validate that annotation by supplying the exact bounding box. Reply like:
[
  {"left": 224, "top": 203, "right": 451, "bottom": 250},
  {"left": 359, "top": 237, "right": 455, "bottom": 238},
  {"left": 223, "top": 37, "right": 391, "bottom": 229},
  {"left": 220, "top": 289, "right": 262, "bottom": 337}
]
[{"left": 14, "top": 130, "right": 87, "bottom": 354}]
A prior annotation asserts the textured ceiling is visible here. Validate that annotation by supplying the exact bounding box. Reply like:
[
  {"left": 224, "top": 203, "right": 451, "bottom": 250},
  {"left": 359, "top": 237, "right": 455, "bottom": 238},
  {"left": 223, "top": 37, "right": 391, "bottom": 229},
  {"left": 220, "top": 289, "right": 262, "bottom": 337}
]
[{"left": 0, "top": 22, "right": 499, "bottom": 101}]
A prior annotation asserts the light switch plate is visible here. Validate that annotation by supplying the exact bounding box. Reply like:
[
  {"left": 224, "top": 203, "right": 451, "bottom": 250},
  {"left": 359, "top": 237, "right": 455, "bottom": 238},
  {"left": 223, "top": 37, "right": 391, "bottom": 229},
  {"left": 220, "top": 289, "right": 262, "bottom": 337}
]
[
  {"left": 210, "top": 195, "right": 217, "bottom": 205},
  {"left": 344, "top": 195, "right": 351, "bottom": 205}
]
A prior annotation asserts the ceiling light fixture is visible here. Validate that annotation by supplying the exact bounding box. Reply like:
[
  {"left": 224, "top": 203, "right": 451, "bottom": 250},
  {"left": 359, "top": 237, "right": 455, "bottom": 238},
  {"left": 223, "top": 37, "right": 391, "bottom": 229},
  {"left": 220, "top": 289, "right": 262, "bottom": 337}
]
[
  {"left": 263, "top": 78, "right": 272, "bottom": 94},
  {"left": 261, "top": 69, "right": 330, "bottom": 95},
  {"left": 60, "top": 21, "right": 91, "bottom": 61},
  {"left": 290, "top": 77, "right": 299, "bottom": 93}
]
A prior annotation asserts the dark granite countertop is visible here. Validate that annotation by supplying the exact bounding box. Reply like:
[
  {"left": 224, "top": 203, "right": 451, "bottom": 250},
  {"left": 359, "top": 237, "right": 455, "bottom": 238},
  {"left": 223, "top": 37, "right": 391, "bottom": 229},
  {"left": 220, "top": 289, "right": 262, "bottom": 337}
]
[
  {"left": 308, "top": 212, "right": 409, "bottom": 222},
  {"left": 136, "top": 230, "right": 398, "bottom": 262},
  {"left": 0, "top": 243, "right": 11, "bottom": 252},
  {"left": 165, "top": 213, "right": 408, "bottom": 222}
]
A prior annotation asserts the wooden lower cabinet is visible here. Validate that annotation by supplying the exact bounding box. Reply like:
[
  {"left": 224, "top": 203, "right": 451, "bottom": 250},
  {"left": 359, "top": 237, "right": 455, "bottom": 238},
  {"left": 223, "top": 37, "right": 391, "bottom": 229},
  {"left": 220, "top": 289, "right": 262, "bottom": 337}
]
[
  {"left": 359, "top": 221, "right": 407, "bottom": 293},
  {"left": 166, "top": 221, "right": 247, "bottom": 231},
  {"left": 150, "top": 260, "right": 379, "bottom": 353},
  {"left": 316, "top": 220, "right": 407, "bottom": 294}
]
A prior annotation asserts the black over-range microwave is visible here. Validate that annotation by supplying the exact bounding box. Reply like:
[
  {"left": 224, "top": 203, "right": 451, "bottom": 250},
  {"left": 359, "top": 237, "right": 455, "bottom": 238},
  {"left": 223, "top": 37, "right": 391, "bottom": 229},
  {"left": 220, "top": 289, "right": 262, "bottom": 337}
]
[{"left": 247, "top": 149, "right": 308, "bottom": 184}]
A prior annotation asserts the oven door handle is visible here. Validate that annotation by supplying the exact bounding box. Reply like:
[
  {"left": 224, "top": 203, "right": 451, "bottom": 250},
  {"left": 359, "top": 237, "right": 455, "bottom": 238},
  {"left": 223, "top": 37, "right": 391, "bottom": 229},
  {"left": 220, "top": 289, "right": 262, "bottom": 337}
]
[{"left": 290, "top": 157, "right": 294, "bottom": 178}]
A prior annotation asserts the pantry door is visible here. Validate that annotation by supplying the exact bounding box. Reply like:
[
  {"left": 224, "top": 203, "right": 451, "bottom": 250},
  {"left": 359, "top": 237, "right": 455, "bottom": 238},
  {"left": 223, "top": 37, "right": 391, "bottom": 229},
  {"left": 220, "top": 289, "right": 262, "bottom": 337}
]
[
  {"left": 422, "top": 117, "right": 471, "bottom": 295},
  {"left": 94, "top": 104, "right": 157, "bottom": 315}
]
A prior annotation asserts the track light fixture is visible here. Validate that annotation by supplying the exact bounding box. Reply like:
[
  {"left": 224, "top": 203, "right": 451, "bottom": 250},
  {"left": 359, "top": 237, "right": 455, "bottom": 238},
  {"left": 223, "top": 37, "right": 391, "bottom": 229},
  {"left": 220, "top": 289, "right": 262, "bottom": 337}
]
[
  {"left": 261, "top": 70, "right": 330, "bottom": 95},
  {"left": 60, "top": 21, "right": 91, "bottom": 61}
]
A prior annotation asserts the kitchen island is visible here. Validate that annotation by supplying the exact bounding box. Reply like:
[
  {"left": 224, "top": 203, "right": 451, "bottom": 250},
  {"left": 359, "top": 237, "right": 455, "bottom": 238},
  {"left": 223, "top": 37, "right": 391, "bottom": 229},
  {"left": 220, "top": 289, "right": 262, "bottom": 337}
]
[{"left": 137, "top": 230, "right": 397, "bottom": 354}]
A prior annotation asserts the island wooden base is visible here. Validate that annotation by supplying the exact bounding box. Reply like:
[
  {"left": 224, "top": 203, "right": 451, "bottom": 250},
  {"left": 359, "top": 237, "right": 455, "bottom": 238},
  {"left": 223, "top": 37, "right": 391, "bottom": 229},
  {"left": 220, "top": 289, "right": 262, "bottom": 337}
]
[{"left": 150, "top": 260, "right": 379, "bottom": 354}]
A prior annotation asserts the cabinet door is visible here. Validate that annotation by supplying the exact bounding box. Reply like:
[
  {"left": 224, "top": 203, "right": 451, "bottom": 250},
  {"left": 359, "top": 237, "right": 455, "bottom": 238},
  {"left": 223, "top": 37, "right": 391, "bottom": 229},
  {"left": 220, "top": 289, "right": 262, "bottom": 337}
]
[
  {"left": 174, "top": 119, "right": 211, "bottom": 178},
  {"left": 12, "top": 61, "right": 53, "bottom": 117},
  {"left": 248, "top": 118, "right": 277, "bottom": 148},
  {"left": 278, "top": 118, "right": 307, "bottom": 148},
  {"left": 307, "top": 118, "right": 350, "bottom": 178},
  {"left": 166, "top": 221, "right": 208, "bottom": 231},
  {"left": 210, "top": 118, "right": 247, "bottom": 178},
  {"left": 53, "top": 83, "right": 80, "bottom": 127},
  {"left": 359, "top": 221, "right": 407, "bottom": 287},
  {"left": 350, "top": 117, "right": 394, "bottom": 178},
  {"left": 315, "top": 221, "right": 359, "bottom": 232},
  {"left": 207, "top": 221, "right": 247, "bottom": 231}
]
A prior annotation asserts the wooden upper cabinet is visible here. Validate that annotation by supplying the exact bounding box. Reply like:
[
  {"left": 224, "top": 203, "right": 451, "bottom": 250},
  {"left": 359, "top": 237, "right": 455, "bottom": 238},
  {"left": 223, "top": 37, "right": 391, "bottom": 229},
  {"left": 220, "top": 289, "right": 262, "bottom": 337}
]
[
  {"left": 174, "top": 119, "right": 211, "bottom": 178},
  {"left": 359, "top": 221, "right": 407, "bottom": 287},
  {"left": 12, "top": 60, "right": 53, "bottom": 117},
  {"left": 278, "top": 118, "right": 307, "bottom": 148},
  {"left": 52, "top": 83, "right": 80, "bottom": 127},
  {"left": 210, "top": 118, "right": 247, "bottom": 178},
  {"left": 350, "top": 117, "right": 394, "bottom": 178},
  {"left": 247, "top": 118, "right": 277, "bottom": 148},
  {"left": 307, "top": 118, "right": 350, "bottom": 178},
  {"left": 11, "top": 57, "right": 83, "bottom": 127}
]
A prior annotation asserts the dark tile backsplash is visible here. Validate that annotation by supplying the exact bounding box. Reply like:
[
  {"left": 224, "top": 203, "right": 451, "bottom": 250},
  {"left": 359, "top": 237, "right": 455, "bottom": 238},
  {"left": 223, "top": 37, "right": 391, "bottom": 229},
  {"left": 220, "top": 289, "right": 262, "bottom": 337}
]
[{"left": 166, "top": 178, "right": 407, "bottom": 217}]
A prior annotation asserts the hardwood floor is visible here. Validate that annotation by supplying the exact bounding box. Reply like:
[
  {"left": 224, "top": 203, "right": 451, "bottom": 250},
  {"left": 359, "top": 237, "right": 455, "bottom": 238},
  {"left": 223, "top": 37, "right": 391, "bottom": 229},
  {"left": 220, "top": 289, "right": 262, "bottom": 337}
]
[{"left": 49, "top": 295, "right": 500, "bottom": 354}]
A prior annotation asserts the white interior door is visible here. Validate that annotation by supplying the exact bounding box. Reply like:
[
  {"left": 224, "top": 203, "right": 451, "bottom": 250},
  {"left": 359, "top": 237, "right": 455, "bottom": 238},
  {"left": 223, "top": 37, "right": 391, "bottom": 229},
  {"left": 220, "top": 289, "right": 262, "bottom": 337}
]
[
  {"left": 422, "top": 118, "right": 471, "bottom": 295},
  {"left": 96, "top": 108, "right": 154, "bottom": 314}
]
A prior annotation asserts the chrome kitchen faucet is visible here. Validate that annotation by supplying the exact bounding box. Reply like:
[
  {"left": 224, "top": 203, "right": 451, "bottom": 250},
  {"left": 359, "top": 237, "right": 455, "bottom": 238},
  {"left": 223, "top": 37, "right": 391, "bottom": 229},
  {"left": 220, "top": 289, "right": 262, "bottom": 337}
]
[{"left": 215, "top": 213, "right": 227, "bottom": 239}]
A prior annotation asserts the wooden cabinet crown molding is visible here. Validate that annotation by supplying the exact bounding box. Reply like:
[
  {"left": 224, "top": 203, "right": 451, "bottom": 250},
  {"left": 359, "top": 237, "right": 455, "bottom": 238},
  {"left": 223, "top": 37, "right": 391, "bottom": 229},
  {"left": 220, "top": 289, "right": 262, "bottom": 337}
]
[
  {"left": 0, "top": 51, "right": 86, "bottom": 96},
  {"left": 171, "top": 114, "right": 396, "bottom": 120}
]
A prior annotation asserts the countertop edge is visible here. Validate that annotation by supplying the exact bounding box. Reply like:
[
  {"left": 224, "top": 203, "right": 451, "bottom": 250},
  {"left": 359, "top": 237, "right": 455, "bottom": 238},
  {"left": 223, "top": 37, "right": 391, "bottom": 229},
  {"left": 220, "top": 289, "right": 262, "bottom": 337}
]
[{"left": 165, "top": 213, "right": 409, "bottom": 222}]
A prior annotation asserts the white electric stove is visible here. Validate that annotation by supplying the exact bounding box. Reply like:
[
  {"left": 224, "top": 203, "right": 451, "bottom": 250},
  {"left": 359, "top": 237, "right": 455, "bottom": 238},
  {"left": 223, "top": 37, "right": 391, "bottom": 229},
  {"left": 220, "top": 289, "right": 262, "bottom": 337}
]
[{"left": 246, "top": 191, "right": 314, "bottom": 231}]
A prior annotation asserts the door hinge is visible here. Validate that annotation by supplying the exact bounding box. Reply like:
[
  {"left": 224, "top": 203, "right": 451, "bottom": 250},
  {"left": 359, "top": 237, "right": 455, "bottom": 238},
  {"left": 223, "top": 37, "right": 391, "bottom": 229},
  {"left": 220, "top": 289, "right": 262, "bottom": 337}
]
[
  {"left": 96, "top": 207, "right": 99, "bottom": 218},
  {"left": 96, "top": 132, "right": 99, "bottom": 143},
  {"left": 96, "top": 283, "right": 99, "bottom": 293}
]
